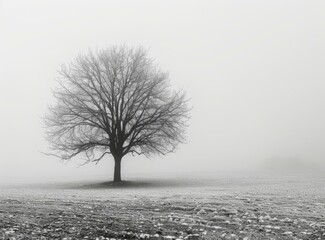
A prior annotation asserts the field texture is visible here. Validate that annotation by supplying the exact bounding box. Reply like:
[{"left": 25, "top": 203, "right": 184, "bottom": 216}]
[{"left": 0, "top": 174, "right": 324, "bottom": 240}]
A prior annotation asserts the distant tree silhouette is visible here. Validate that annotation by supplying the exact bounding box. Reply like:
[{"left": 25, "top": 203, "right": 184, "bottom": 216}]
[{"left": 44, "top": 45, "right": 190, "bottom": 182}]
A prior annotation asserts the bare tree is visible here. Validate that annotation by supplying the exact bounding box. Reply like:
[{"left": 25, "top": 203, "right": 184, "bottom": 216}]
[{"left": 44, "top": 45, "right": 190, "bottom": 182}]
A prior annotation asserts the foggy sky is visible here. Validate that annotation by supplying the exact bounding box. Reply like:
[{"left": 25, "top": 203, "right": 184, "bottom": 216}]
[{"left": 0, "top": 0, "right": 324, "bottom": 183}]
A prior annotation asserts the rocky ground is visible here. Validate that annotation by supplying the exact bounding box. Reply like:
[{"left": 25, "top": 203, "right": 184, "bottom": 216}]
[{"left": 0, "top": 174, "right": 324, "bottom": 239}]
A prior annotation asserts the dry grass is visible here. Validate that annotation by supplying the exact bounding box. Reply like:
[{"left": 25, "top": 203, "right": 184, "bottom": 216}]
[{"left": 0, "top": 174, "right": 324, "bottom": 239}]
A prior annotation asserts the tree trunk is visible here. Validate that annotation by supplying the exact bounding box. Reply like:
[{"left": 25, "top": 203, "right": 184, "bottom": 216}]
[{"left": 113, "top": 155, "right": 122, "bottom": 182}]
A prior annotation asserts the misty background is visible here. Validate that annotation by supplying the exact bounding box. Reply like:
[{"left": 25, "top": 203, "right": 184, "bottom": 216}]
[{"left": 0, "top": 0, "right": 324, "bottom": 184}]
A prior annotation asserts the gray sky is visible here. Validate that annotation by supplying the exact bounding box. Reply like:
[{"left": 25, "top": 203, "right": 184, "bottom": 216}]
[{"left": 0, "top": 0, "right": 324, "bottom": 183}]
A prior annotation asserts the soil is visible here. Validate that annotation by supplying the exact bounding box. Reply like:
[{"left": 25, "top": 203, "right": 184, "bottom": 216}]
[{"left": 0, "top": 174, "right": 324, "bottom": 239}]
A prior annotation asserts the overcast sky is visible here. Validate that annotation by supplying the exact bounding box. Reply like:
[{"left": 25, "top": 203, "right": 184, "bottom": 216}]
[{"left": 0, "top": 0, "right": 324, "bottom": 183}]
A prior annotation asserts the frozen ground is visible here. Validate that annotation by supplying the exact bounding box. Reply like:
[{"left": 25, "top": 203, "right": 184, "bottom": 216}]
[{"left": 0, "top": 172, "right": 324, "bottom": 240}]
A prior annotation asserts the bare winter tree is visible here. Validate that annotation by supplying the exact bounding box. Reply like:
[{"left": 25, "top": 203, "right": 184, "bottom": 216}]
[{"left": 44, "top": 46, "right": 190, "bottom": 182}]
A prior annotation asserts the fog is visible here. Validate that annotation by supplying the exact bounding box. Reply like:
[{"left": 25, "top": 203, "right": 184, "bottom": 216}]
[{"left": 0, "top": 0, "right": 324, "bottom": 184}]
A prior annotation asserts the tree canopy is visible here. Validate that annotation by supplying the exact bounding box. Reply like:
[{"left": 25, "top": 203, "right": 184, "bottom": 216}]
[{"left": 44, "top": 46, "right": 190, "bottom": 182}]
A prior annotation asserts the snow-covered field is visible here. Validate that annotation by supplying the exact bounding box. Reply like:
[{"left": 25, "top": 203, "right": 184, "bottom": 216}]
[{"left": 0, "top": 173, "right": 324, "bottom": 239}]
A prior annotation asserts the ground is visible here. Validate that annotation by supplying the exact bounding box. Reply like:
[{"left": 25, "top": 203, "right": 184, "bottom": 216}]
[{"left": 0, "top": 173, "right": 324, "bottom": 240}]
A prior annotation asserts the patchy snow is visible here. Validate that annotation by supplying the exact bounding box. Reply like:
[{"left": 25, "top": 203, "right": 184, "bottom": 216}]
[{"left": 0, "top": 175, "right": 324, "bottom": 239}]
